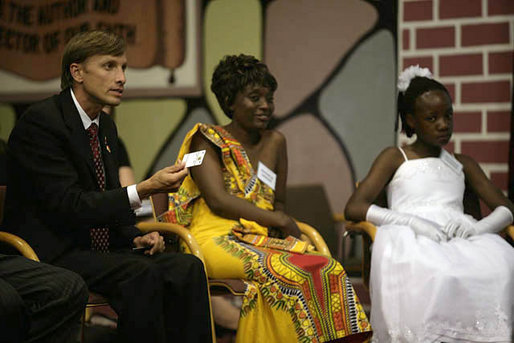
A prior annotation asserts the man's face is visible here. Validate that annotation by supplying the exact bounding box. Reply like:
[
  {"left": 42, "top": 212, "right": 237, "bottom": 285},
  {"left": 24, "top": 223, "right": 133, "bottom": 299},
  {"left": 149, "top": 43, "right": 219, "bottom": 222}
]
[{"left": 73, "top": 54, "right": 127, "bottom": 109}]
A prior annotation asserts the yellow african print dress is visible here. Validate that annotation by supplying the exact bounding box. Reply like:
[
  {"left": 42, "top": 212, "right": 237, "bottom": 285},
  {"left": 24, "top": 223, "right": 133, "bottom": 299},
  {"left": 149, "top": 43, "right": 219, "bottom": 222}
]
[{"left": 161, "top": 123, "right": 371, "bottom": 343}]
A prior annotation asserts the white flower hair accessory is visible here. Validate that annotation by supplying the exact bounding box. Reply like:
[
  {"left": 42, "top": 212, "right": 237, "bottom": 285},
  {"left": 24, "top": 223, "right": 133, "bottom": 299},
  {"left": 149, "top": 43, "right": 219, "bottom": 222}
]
[{"left": 397, "top": 65, "right": 433, "bottom": 93}]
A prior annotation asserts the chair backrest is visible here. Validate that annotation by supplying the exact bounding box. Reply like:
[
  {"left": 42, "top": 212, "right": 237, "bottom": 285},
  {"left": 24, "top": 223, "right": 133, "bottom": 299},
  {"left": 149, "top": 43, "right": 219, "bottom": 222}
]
[
  {"left": 463, "top": 183, "right": 482, "bottom": 220},
  {"left": 285, "top": 184, "right": 338, "bottom": 256},
  {"left": 150, "top": 192, "right": 169, "bottom": 220}
]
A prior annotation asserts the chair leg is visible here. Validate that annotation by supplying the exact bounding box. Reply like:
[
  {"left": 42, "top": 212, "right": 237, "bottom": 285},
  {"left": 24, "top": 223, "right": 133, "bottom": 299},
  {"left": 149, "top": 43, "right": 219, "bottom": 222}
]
[
  {"left": 80, "top": 311, "right": 86, "bottom": 343},
  {"left": 335, "top": 222, "right": 346, "bottom": 262},
  {"left": 361, "top": 234, "right": 372, "bottom": 290}
]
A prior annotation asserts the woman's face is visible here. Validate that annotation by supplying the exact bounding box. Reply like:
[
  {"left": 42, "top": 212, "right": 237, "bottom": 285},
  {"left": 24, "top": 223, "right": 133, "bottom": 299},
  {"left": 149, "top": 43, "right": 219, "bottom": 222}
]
[
  {"left": 229, "top": 84, "right": 274, "bottom": 130},
  {"left": 408, "top": 89, "right": 453, "bottom": 147}
]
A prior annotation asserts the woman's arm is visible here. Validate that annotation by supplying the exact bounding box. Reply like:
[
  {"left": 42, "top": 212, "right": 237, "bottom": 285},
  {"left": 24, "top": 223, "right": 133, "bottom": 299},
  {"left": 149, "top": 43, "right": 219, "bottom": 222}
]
[
  {"left": 266, "top": 132, "right": 300, "bottom": 237},
  {"left": 189, "top": 132, "right": 298, "bottom": 235},
  {"left": 344, "top": 147, "right": 405, "bottom": 222},
  {"left": 271, "top": 131, "right": 287, "bottom": 212}
]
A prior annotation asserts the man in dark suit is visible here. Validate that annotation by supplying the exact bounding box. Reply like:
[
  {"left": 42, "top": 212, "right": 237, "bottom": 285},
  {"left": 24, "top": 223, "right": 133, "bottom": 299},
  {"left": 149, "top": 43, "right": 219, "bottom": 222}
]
[
  {"left": 2, "top": 140, "right": 88, "bottom": 343},
  {"left": 0, "top": 254, "right": 88, "bottom": 343},
  {"left": 5, "top": 30, "right": 213, "bottom": 343}
]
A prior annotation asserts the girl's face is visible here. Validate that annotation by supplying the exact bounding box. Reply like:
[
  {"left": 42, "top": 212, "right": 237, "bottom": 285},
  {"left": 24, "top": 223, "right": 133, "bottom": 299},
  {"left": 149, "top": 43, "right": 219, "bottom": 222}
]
[
  {"left": 407, "top": 89, "right": 453, "bottom": 147},
  {"left": 229, "top": 84, "right": 274, "bottom": 131}
]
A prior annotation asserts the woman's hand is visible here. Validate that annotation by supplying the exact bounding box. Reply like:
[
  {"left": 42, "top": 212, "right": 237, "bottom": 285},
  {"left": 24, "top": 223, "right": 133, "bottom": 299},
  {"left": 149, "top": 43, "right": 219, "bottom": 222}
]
[
  {"left": 133, "top": 232, "right": 165, "bottom": 255},
  {"left": 275, "top": 211, "right": 302, "bottom": 238}
]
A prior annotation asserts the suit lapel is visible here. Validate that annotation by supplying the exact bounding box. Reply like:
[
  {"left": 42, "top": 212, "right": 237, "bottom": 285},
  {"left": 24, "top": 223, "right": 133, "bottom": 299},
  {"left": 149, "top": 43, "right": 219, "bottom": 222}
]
[{"left": 59, "top": 89, "right": 97, "bottom": 182}]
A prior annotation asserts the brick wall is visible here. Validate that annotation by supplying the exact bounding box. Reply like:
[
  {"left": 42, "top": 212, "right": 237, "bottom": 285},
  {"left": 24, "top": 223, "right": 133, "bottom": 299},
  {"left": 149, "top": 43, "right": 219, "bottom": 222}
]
[{"left": 399, "top": 0, "right": 513, "bottom": 212}]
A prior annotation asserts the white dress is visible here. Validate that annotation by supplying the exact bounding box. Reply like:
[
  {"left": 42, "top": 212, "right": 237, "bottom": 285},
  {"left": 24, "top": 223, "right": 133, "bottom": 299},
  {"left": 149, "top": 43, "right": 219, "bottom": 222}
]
[{"left": 370, "top": 148, "right": 514, "bottom": 343}]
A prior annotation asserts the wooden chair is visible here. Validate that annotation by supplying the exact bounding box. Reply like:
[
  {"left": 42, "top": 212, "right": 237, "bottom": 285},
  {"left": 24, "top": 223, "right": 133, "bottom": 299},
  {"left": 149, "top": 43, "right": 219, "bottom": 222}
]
[{"left": 342, "top": 185, "right": 514, "bottom": 289}]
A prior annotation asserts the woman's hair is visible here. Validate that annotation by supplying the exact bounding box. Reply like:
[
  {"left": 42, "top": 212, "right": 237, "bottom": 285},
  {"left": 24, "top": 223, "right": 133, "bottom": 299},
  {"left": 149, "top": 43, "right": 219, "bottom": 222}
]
[
  {"left": 61, "top": 30, "right": 126, "bottom": 90},
  {"left": 211, "top": 54, "right": 277, "bottom": 118},
  {"left": 397, "top": 76, "right": 452, "bottom": 137}
]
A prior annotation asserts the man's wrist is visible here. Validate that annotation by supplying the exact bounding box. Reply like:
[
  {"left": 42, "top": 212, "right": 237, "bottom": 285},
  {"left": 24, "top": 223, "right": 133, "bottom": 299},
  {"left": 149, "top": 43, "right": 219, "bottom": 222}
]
[
  {"left": 127, "top": 184, "right": 142, "bottom": 209},
  {"left": 136, "top": 180, "right": 153, "bottom": 200}
]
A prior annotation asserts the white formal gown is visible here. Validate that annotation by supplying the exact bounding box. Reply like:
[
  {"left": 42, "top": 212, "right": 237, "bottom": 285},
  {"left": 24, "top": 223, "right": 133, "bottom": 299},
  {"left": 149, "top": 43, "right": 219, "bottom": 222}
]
[{"left": 370, "top": 149, "right": 514, "bottom": 343}]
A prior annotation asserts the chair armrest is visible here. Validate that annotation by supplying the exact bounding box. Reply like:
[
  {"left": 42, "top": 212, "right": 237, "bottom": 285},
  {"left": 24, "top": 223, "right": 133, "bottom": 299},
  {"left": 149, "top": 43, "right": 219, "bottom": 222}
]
[
  {"left": 333, "top": 213, "right": 345, "bottom": 223},
  {"left": 0, "top": 231, "right": 40, "bottom": 262},
  {"left": 344, "top": 221, "right": 377, "bottom": 242},
  {"left": 339, "top": 221, "right": 376, "bottom": 290},
  {"left": 344, "top": 222, "right": 512, "bottom": 243},
  {"left": 501, "top": 225, "right": 514, "bottom": 241},
  {"left": 136, "top": 222, "right": 204, "bottom": 262},
  {"left": 295, "top": 221, "right": 331, "bottom": 257}
]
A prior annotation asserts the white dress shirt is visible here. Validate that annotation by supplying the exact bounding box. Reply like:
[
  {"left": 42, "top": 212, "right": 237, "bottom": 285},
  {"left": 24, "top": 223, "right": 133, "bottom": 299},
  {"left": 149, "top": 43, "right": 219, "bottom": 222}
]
[{"left": 70, "top": 89, "right": 141, "bottom": 210}]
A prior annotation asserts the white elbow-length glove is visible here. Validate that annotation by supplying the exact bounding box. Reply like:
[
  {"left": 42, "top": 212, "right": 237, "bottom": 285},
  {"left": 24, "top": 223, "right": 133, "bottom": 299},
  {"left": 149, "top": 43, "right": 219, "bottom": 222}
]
[
  {"left": 444, "top": 206, "right": 513, "bottom": 239},
  {"left": 366, "top": 204, "right": 446, "bottom": 242}
]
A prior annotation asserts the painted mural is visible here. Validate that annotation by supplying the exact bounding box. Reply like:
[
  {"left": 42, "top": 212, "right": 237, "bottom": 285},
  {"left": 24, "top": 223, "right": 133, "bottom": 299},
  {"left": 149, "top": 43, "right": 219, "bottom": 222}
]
[
  {"left": 145, "top": 0, "right": 396, "bottom": 218},
  {"left": 0, "top": 0, "right": 198, "bottom": 98},
  {"left": 0, "top": 0, "right": 397, "bottom": 257},
  {"left": 145, "top": 0, "right": 397, "bottom": 217}
]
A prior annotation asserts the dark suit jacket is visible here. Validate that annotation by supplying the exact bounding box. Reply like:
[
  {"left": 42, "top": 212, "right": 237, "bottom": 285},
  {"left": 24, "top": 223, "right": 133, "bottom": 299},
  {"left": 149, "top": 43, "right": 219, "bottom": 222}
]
[{"left": 5, "top": 89, "right": 140, "bottom": 262}]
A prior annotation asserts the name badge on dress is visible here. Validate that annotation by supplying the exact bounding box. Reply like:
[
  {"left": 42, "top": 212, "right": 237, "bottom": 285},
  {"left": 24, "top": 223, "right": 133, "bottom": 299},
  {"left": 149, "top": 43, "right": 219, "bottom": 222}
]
[
  {"left": 440, "top": 149, "right": 462, "bottom": 174},
  {"left": 257, "top": 161, "right": 276, "bottom": 190}
]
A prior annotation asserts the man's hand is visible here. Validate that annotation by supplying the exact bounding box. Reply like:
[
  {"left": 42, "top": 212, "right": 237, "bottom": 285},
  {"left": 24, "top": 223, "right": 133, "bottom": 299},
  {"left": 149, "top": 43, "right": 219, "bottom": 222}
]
[
  {"left": 149, "top": 162, "right": 188, "bottom": 192},
  {"left": 136, "top": 161, "right": 188, "bottom": 199},
  {"left": 133, "top": 231, "right": 165, "bottom": 255}
]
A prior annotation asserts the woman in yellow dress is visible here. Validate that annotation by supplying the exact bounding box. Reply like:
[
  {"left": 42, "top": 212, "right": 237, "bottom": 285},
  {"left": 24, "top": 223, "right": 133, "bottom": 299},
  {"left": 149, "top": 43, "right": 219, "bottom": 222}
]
[{"left": 163, "top": 54, "right": 371, "bottom": 342}]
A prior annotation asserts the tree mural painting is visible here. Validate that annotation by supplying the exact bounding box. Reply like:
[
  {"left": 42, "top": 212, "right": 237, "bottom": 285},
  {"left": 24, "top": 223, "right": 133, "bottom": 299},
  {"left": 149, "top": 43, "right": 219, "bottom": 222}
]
[{"left": 152, "top": 0, "right": 397, "bottom": 219}]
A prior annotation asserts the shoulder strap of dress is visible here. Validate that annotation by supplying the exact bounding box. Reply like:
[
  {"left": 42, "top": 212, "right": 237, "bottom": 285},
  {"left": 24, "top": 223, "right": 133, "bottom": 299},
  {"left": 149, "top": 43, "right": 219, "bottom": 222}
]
[
  {"left": 397, "top": 146, "right": 408, "bottom": 161},
  {"left": 198, "top": 124, "right": 227, "bottom": 149}
]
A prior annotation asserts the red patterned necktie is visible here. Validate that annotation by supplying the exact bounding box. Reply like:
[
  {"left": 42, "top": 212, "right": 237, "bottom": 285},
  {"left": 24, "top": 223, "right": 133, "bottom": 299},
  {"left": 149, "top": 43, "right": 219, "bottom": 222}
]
[{"left": 86, "top": 123, "right": 109, "bottom": 252}]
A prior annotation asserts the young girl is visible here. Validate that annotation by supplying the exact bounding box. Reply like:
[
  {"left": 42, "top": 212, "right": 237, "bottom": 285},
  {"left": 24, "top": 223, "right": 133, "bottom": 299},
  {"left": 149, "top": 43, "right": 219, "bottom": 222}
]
[{"left": 344, "top": 66, "right": 514, "bottom": 342}]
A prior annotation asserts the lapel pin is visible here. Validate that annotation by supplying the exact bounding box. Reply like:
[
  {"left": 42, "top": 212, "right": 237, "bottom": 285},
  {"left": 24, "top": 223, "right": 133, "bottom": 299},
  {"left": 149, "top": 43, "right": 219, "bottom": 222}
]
[{"left": 105, "top": 137, "right": 111, "bottom": 153}]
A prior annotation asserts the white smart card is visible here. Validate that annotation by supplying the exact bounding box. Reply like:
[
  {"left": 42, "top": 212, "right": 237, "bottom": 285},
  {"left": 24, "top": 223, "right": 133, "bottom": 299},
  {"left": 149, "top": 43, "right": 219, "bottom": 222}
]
[{"left": 182, "top": 150, "right": 206, "bottom": 167}]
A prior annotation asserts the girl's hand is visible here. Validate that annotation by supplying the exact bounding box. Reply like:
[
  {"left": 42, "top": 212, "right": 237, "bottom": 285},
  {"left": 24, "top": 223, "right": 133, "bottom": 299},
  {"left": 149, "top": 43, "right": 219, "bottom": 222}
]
[
  {"left": 409, "top": 217, "right": 447, "bottom": 242},
  {"left": 443, "top": 219, "right": 475, "bottom": 239},
  {"left": 444, "top": 206, "right": 513, "bottom": 239}
]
